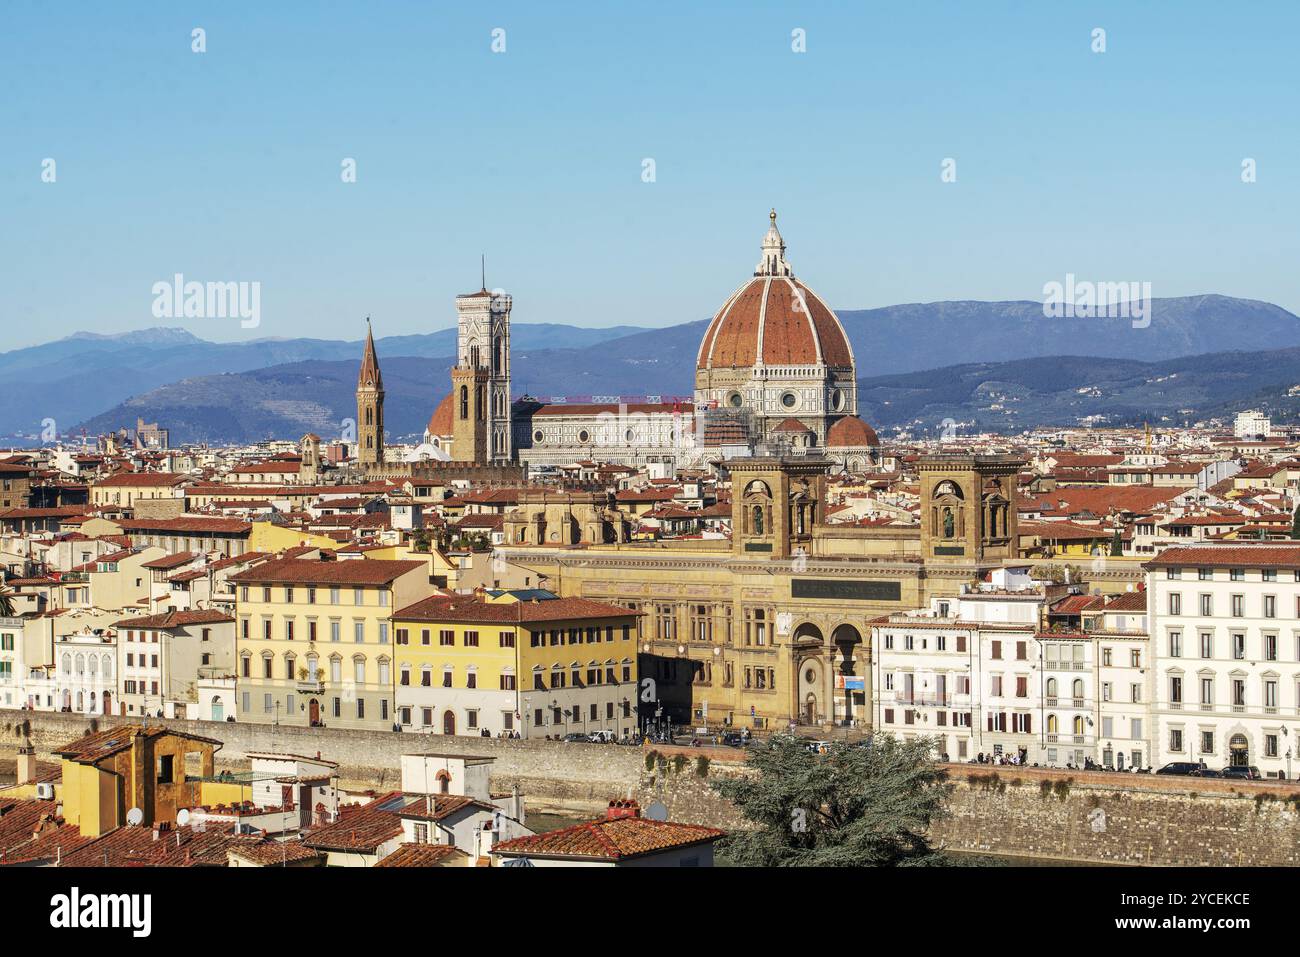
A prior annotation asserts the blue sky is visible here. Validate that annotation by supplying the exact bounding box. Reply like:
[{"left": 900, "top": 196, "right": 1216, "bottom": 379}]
[{"left": 2, "top": 0, "right": 1297, "bottom": 351}]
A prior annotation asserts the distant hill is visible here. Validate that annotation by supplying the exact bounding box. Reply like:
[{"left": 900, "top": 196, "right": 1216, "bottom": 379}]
[
  {"left": 0, "top": 323, "right": 647, "bottom": 440},
  {"left": 77, "top": 344, "right": 1300, "bottom": 445},
  {"left": 11, "top": 293, "right": 1300, "bottom": 443},
  {"left": 858, "top": 347, "right": 1300, "bottom": 436}
]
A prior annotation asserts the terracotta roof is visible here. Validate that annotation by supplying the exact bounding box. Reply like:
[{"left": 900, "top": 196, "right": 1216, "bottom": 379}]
[
  {"left": 94, "top": 473, "right": 187, "bottom": 488},
  {"left": 228, "top": 557, "right": 425, "bottom": 586},
  {"left": 1103, "top": 590, "right": 1148, "bottom": 612},
  {"left": 140, "top": 551, "right": 199, "bottom": 570},
  {"left": 493, "top": 816, "right": 724, "bottom": 862},
  {"left": 53, "top": 725, "right": 222, "bottom": 764},
  {"left": 1145, "top": 545, "right": 1300, "bottom": 569},
  {"left": 374, "top": 843, "right": 468, "bottom": 867},
  {"left": 529, "top": 402, "right": 694, "bottom": 417},
  {"left": 118, "top": 517, "right": 252, "bottom": 534},
  {"left": 302, "top": 792, "right": 408, "bottom": 852},
  {"left": 697, "top": 275, "right": 853, "bottom": 371},
  {"left": 0, "top": 798, "right": 95, "bottom": 865},
  {"left": 770, "top": 417, "right": 813, "bottom": 434},
  {"left": 225, "top": 841, "right": 323, "bottom": 866},
  {"left": 397, "top": 794, "right": 492, "bottom": 821},
  {"left": 395, "top": 594, "right": 637, "bottom": 625},
  {"left": 1050, "top": 594, "right": 1105, "bottom": 615},
  {"left": 114, "top": 609, "right": 234, "bottom": 629},
  {"left": 62, "top": 822, "right": 251, "bottom": 867},
  {"left": 826, "top": 415, "right": 880, "bottom": 448}
]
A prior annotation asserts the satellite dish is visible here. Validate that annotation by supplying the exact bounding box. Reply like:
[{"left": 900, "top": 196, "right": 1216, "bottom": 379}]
[
  {"left": 126, "top": 807, "right": 144, "bottom": 826},
  {"left": 644, "top": 801, "right": 669, "bottom": 822},
  {"left": 176, "top": 808, "right": 191, "bottom": 827}
]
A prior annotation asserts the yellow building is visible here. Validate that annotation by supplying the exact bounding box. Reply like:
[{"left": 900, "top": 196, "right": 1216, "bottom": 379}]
[
  {"left": 53, "top": 725, "right": 219, "bottom": 838},
  {"left": 393, "top": 590, "right": 640, "bottom": 739},
  {"left": 89, "top": 472, "right": 188, "bottom": 509},
  {"left": 229, "top": 556, "right": 437, "bottom": 731}
]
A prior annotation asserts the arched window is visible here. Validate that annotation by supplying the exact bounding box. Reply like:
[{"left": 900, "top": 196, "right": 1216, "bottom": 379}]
[
  {"left": 1045, "top": 677, "right": 1057, "bottom": 698},
  {"left": 1047, "top": 714, "right": 1058, "bottom": 734},
  {"left": 102, "top": 655, "right": 113, "bottom": 680},
  {"left": 1072, "top": 678, "right": 1084, "bottom": 699},
  {"left": 61, "top": 653, "right": 71, "bottom": 675},
  {"left": 1073, "top": 716, "right": 1085, "bottom": 735}
]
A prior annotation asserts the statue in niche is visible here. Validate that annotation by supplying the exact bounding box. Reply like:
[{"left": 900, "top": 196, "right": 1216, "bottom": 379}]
[{"left": 942, "top": 507, "right": 955, "bottom": 538}]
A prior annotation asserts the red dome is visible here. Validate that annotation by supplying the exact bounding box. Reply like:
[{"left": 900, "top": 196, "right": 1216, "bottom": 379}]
[
  {"left": 426, "top": 393, "right": 453, "bottom": 436},
  {"left": 696, "top": 276, "right": 854, "bottom": 372},
  {"left": 826, "top": 416, "right": 879, "bottom": 448}
]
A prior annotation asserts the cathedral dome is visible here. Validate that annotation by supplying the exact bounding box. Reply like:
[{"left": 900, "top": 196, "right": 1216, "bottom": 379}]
[
  {"left": 696, "top": 211, "right": 854, "bottom": 373},
  {"left": 826, "top": 415, "right": 879, "bottom": 448}
]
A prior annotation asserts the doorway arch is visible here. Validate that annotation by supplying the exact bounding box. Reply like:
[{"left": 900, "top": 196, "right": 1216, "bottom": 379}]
[
  {"left": 1229, "top": 734, "right": 1249, "bottom": 767},
  {"left": 443, "top": 710, "right": 457, "bottom": 736}
]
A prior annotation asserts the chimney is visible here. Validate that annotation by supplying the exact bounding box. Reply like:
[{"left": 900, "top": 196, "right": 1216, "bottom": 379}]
[
  {"left": 16, "top": 745, "right": 37, "bottom": 787},
  {"left": 606, "top": 798, "right": 640, "bottom": 820}
]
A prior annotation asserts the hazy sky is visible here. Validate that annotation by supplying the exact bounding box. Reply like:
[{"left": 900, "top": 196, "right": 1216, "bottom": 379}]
[{"left": 3, "top": 1, "right": 1298, "bottom": 352}]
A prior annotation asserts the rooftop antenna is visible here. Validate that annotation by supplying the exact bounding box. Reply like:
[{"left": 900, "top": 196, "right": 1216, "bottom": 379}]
[{"left": 481, "top": 254, "right": 486, "bottom": 292}]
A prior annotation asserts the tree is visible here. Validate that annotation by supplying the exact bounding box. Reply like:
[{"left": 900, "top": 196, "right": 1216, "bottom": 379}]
[
  {"left": 1110, "top": 527, "right": 1124, "bottom": 557},
  {"left": 0, "top": 587, "right": 13, "bottom": 617},
  {"left": 1291, "top": 505, "right": 1300, "bottom": 541},
  {"left": 710, "top": 732, "right": 956, "bottom": 866}
]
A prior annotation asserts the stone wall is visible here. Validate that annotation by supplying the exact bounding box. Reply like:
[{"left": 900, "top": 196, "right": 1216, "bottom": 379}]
[
  {"left": 934, "top": 764, "right": 1300, "bottom": 866},
  {"left": 0, "top": 709, "right": 645, "bottom": 814},
  {"left": 8, "top": 709, "right": 1300, "bottom": 864}
]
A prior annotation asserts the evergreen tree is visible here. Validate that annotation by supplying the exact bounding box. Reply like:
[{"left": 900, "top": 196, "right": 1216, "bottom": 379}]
[
  {"left": 1291, "top": 505, "right": 1300, "bottom": 540},
  {"left": 710, "top": 732, "right": 955, "bottom": 866}
]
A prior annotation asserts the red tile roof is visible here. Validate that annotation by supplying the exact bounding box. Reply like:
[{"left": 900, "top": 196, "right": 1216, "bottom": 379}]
[
  {"left": 374, "top": 843, "right": 467, "bottom": 867},
  {"left": 53, "top": 725, "right": 222, "bottom": 764},
  {"left": 113, "top": 609, "right": 234, "bottom": 630},
  {"left": 302, "top": 792, "right": 408, "bottom": 852},
  {"left": 228, "top": 557, "right": 425, "bottom": 586},
  {"left": 94, "top": 473, "right": 188, "bottom": 488},
  {"left": 395, "top": 594, "right": 637, "bottom": 625},
  {"left": 1145, "top": 544, "right": 1300, "bottom": 569},
  {"left": 493, "top": 816, "right": 724, "bottom": 862}
]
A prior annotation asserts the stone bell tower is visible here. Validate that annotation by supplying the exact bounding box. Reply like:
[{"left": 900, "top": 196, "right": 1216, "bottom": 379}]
[
  {"left": 451, "top": 270, "right": 512, "bottom": 466},
  {"left": 356, "top": 320, "right": 385, "bottom": 467},
  {"left": 728, "top": 457, "right": 829, "bottom": 560},
  {"left": 918, "top": 454, "right": 1022, "bottom": 565}
]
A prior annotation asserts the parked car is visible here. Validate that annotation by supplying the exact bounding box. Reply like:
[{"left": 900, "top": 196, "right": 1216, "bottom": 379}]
[
  {"left": 721, "top": 731, "right": 748, "bottom": 747},
  {"left": 1192, "top": 767, "right": 1223, "bottom": 778},
  {"left": 587, "top": 730, "right": 616, "bottom": 743},
  {"left": 1221, "top": 765, "right": 1264, "bottom": 780},
  {"left": 562, "top": 732, "right": 590, "bottom": 743},
  {"left": 1156, "top": 762, "right": 1203, "bottom": 776}
]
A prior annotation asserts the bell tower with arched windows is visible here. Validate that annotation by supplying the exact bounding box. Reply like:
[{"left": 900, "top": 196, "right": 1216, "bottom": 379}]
[
  {"left": 918, "top": 454, "right": 1022, "bottom": 564},
  {"left": 728, "top": 457, "right": 829, "bottom": 559},
  {"left": 356, "top": 319, "right": 385, "bottom": 467},
  {"left": 452, "top": 278, "right": 512, "bottom": 466}
]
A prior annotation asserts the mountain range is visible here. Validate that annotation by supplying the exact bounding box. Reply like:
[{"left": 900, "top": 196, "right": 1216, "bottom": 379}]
[{"left": 3, "top": 293, "right": 1297, "bottom": 443}]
